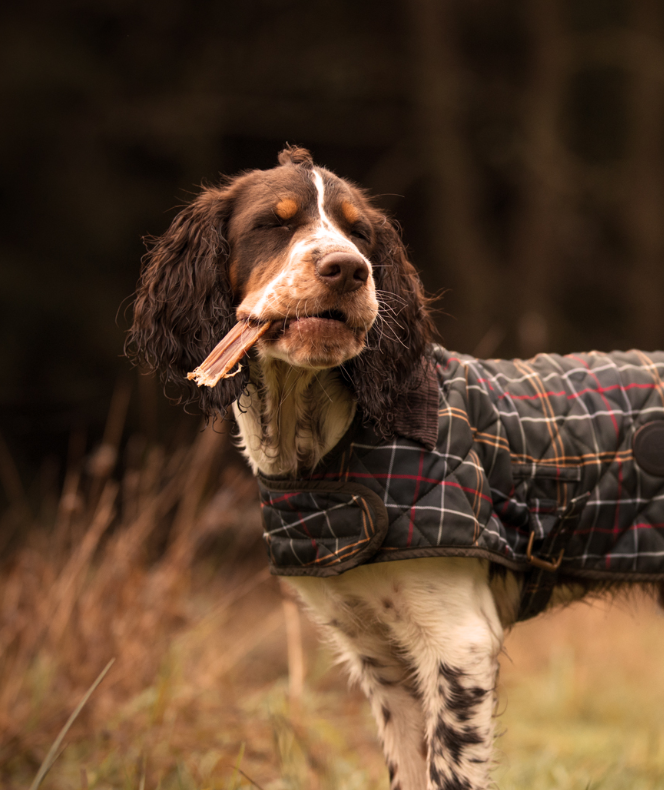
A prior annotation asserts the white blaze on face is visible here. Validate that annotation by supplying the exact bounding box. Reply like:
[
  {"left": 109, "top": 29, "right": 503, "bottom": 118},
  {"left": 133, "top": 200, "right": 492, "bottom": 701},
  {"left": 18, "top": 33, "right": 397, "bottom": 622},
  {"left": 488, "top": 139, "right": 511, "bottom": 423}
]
[{"left": 310, "top": 169, "right": 364, "bottom": 254}]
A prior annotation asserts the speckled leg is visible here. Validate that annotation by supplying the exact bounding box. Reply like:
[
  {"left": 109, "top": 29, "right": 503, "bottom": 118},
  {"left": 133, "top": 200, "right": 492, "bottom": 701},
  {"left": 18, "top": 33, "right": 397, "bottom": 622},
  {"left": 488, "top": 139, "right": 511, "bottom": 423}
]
[
  {"left": 290, "top": 557, "right": 504, "bottom": 790},
  {"left": 342, "top": 631, "right": 428, "bottom": 790},
  {"left": 291, "top": 578, "right": 427, "bottom": 789},
  {"left": 378, "top": 560, "right": 503, "bottom": 790}
]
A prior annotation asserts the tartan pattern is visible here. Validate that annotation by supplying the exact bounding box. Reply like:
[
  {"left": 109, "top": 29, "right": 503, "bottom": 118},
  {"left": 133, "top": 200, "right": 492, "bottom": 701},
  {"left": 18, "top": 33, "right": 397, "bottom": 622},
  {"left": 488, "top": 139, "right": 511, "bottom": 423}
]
[{"left": 259, "top": 346, "right": 664, "bottom": 589}]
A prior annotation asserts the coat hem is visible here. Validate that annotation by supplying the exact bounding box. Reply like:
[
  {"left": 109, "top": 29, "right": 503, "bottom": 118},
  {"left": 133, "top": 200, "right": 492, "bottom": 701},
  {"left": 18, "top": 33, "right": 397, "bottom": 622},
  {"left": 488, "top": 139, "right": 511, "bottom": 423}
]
[{"left": 267, "top": 545, "right": 664, "bottom": 580}]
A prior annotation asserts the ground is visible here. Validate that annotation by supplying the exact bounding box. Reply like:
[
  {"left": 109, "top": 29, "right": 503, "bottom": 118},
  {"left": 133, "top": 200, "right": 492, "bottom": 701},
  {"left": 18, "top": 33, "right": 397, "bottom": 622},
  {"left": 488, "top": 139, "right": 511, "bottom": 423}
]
[{"left": 3, "top": 563, "right": 664, "bottom": 790}]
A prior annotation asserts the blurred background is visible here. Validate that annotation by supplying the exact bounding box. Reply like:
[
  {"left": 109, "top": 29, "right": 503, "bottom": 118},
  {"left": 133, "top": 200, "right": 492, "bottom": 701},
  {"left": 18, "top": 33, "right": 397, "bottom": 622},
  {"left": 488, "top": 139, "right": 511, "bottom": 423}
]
[
  {"left": 3, "top": 0, "right": 664, "bottom": 477},
  {"left": 2, "top": 1, "right": 664, "bottom": 788}
]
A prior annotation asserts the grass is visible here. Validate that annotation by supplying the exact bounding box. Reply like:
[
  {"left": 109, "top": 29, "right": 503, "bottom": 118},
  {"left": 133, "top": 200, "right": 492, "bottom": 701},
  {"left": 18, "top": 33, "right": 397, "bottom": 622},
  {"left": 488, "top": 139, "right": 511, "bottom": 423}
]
[
  {"left": 2, "top": 406, "right": 664, "bottom": 789},
  {"left": 498, "top": 597, "right": 664, "bottom": 789}
]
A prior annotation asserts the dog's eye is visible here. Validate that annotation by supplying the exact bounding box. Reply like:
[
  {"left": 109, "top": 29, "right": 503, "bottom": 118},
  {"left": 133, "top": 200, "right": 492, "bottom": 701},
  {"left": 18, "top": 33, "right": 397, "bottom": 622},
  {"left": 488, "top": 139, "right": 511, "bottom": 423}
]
[
  {"left": 350, "top": 228, "right": 369, "bottom": 242},
  {"left": 255, "top": 221, "right": 292, "bottom": 232}
]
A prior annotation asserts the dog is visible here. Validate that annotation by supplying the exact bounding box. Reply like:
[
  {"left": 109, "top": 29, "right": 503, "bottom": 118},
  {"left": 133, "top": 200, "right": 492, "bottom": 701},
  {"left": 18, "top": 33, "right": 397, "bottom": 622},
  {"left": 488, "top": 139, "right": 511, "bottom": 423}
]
[{"left": 128, "top": 145, "right": 664, "bottom": 790}]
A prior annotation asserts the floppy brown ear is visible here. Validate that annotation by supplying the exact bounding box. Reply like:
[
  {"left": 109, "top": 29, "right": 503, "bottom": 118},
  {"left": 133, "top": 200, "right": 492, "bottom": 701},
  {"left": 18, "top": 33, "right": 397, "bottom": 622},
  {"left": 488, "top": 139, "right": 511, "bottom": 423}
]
[
  {"left": 126, "top": 187, "right": 249, "bottom": 418},
  {"left": 344, "top": 211, "right": 436, "bottom": 437}
]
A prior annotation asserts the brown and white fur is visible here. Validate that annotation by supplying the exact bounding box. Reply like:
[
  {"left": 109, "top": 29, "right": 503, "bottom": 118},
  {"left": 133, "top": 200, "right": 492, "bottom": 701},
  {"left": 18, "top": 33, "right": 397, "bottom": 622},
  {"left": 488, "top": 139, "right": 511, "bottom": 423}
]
[{"left": 128, "top": 146, "right": 576, "bottom": 789}]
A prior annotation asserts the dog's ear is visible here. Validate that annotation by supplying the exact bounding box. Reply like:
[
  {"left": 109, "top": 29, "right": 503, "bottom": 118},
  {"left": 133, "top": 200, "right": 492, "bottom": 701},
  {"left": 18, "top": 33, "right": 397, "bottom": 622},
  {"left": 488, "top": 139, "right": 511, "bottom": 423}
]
[
  {"left": 345, "top": 211, "right": 437, "bottom": 437},
  {"left": 126, "top": 187, "right": 249, "bottom": 418}
]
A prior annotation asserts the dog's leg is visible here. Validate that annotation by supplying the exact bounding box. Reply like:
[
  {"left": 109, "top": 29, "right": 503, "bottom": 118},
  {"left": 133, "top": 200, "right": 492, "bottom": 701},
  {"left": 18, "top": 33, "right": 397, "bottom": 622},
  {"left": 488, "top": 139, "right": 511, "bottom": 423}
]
[
  {"left": 291, "top": 557, "right": 503, "bottom": 790},
  {"left": 337, "top": 623, "right": 428, "bottom": 790},
  {"left": 376, "top": 558, "right": 503, "bottom": 790},
  {"left": 291, "top": 577, "right": 428, "bottom": 790}
]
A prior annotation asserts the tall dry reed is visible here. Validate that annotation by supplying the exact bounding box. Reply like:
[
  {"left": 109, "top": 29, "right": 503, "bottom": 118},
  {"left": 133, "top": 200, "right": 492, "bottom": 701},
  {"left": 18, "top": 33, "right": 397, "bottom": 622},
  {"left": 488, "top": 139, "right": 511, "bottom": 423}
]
[{"left": 0, "top": 386, "right": 280, "bottom": 788}]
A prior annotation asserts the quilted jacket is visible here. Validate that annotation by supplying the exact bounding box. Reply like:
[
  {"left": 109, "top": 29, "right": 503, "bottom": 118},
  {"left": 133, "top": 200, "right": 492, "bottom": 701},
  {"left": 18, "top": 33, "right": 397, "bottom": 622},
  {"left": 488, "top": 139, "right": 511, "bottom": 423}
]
[{"left": 258, "top": 346, "right": 664, "bottom": 619}]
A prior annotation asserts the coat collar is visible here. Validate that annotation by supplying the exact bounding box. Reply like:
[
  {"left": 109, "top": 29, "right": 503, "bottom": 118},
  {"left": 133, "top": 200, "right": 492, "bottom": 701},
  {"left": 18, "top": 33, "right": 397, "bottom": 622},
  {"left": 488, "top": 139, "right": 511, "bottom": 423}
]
[{"left": 390, "top": 359, "right": 440, "bottom": 451}]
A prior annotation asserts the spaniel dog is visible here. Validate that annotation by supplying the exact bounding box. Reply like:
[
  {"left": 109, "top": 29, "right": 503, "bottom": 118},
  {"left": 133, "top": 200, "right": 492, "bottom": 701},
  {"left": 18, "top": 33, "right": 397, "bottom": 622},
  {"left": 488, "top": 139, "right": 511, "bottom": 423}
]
[{"left": 128, "top": 146, "right": 664, "bottom": 790}]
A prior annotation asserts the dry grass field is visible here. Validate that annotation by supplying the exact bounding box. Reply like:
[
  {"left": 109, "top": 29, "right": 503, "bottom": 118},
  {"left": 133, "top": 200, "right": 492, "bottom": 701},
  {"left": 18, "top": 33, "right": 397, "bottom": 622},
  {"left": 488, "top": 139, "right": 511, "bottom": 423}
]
[{"left": 2, "top": 422, "right": 664, "bottom": 790}]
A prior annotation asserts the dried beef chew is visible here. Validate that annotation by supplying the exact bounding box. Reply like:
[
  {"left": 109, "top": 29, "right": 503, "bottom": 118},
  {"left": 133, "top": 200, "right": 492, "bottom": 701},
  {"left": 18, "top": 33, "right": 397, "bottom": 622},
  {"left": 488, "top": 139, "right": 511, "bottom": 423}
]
[{"left": 187, "top": 320, "right": 272, "bottom": 387}]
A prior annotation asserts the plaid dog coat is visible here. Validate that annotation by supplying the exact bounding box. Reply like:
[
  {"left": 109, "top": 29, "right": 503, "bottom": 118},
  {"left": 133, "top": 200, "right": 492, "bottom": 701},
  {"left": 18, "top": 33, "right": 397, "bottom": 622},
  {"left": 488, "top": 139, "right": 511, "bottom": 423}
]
[{"left": 258, "top": 346, "right": 664, "bottom": 620}]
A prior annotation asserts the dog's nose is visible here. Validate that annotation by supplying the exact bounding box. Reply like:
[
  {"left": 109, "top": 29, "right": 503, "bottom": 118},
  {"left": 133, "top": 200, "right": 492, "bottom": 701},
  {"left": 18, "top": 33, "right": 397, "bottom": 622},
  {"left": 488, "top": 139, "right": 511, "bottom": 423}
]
[{"left": 316, "top": 252, "right": 369, "bottom": 293}]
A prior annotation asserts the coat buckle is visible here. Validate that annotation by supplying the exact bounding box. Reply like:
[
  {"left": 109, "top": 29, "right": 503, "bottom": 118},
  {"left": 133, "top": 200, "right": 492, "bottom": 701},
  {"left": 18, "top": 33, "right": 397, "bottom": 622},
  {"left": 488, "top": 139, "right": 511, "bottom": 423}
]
[{"left": 526, "top": 532, "right": 564, "bottom": 572}]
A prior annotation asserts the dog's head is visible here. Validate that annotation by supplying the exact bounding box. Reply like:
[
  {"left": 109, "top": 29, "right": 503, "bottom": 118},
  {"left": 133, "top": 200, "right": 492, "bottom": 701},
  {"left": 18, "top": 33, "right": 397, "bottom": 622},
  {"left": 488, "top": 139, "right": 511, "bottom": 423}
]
[{"left": 127, "top": 145, "right": 435, "bottom": 435}]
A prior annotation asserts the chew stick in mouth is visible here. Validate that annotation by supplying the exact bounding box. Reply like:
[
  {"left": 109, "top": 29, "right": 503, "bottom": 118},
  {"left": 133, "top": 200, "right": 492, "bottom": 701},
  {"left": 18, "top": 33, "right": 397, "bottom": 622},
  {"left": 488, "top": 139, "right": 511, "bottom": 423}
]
[{"left": 187, "top": 320, "right": 272, "bottom": 388}]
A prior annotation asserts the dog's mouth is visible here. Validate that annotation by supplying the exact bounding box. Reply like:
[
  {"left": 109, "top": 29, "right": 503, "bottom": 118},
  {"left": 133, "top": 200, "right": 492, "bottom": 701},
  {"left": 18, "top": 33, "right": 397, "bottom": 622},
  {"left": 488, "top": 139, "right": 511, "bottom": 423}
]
[
  {"left": 229, "top": 304, "right": 373, "bottom": 369},
  {"left": 289, "top": 309, "right": 348, "bottom": 327},
  {"left": 264, "top": 309, "right": 351, "bottom": 337}
]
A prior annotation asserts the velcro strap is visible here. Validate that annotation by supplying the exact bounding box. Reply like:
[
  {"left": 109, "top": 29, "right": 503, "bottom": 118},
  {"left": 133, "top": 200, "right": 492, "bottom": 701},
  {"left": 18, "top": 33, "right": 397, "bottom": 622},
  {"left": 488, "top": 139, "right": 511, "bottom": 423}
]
[{"left": 258, "top": 479, "right": 389, "bottom": 577}]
